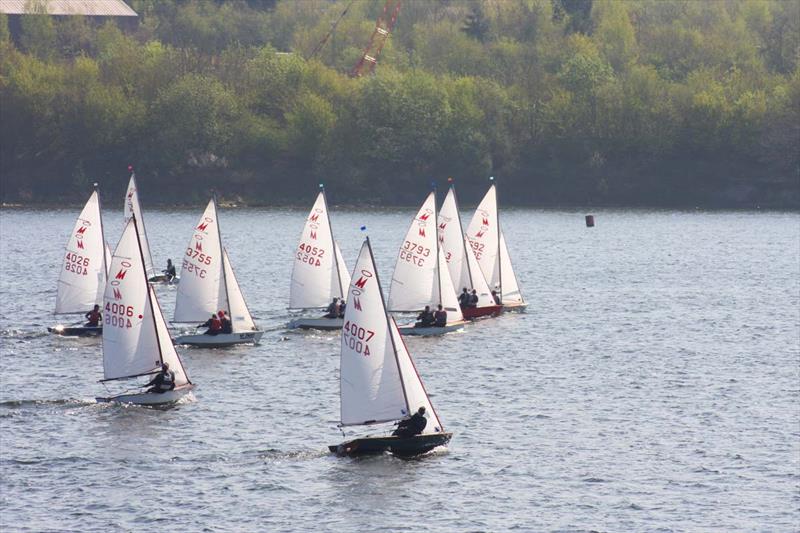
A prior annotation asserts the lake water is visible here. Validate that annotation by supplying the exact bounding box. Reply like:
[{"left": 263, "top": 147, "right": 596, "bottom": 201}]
[{"left": 1, "top": 205, "right": 798, "bottom": 532}]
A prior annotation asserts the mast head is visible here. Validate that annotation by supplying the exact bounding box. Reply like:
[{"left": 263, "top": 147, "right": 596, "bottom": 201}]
[
  {"left": 93, "top": 182, "right": 99, "bottom": 191},
  {"left": 489, "top": 176, "right": 495, "bottom": 182},
  {"left": 319, "top": 183, "right": 324, "bottom": 190}
]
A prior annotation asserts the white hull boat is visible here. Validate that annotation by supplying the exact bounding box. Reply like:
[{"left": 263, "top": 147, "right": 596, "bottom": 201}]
[
  {"left": 175, "top": 330, "right": 263, "bottom": 347},
  {"left": 287, "top": 317, "right": 344, "bottom": 331},
  {"left": 398, "top": 321, "right": 466, "bottom": 336},
  {"left": 97, "top": 384, "right": 195, "bottom": 405}
]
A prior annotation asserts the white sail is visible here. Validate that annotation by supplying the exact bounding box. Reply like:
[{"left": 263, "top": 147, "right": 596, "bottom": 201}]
[
  {"left": 435, "top": 246, "right": 464, "bottom": 322},
  {"left": 437, "top": 186, "right": 495, "bottom": 308},
  {"left": 340, "top": 240, "right": 406, "bottom": 426},
  {"left": 174, "top": 199, "right": 225, "bottom": 322},
  {"left": 102, "top": 219, "right": 162, "bottom": 380},
  {"left": 104, "top": 243, "right": 112, "bottom": 276},
  {"left": 499, "top": 232, "right": 524, "bottom": 304},
  {"left": 388, "top": 192, "right": 438, "bottom": 312},
  {"left": 124, "top": 173, "right": 155, "bottom": 278},
  {"left": 222, "top": 248, "right": 256, "bottom": 331},
  {"left": 56, "top": 190, "right": 108, "bottom": 314},
  {"left": 466, "top": 184, "right": 501, "bottom": 291},
  {"left": 290, "top": 191, "right": 347, "bottom": 309},
  {"left": 339, "top": 238, "right": 445, "bottom": 433},
  {"left": 150, "top": 285, "right": 190, "bottom": 386}
]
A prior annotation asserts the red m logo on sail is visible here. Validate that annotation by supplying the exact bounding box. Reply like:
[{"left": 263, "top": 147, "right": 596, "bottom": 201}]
[
  {"left": 195, "top": 241, "right": 203, "bottom": 251},
  {"left": 419, "top": 213, "right": 430, "bottom": 221},
  {"left": 354, "top": 276, "right": 368, "bottom": 289},
  {"left": 115, "top": 269, "right": 127, "bottom": 280},
  {"left": 309, "top": 213, "right": 320, "bottom": 222},
  {"left": 418, "top": 227, "right": 426, "bottom": 237},
  {"left": 482, "top": 217, "right": 489, "bottom": 226},
  {"left": 77, "top": 241, "right": 85, "bottom": 249},
  {"left": 310, "top": 231, "right": 317, "bottom": 240},
  {"left": 439, "top": 222, "right": 447, "bottom": 229},
  {"left": 353, "top": 298, "right": 362, "bottom": 311},
  {"left": 77, "top": 226, "right": 87, "bottom": 234},
  {"left": 476, "top": 230, "right": 485, "bottom": 238},
  {"left": 113, "top": 288, "right": 123, "bottom": 300},
  {"left": 197, "top": 222, "right": 208, "bottom": 231}
]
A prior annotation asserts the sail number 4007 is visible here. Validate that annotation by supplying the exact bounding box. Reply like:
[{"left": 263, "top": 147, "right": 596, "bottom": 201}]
[
  {"left": 104, "top": 302, "right": 135, "bottom": 329},
  {"left": 343, "top": 321, "right": 375, "bottom": 356}
]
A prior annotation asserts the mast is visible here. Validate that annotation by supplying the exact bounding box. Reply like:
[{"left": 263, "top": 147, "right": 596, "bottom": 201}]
[
  {"left": 492, "top": 176, "right": 503, "bottom": 300},
  {"left": 451, "top": 179, "right": 475, "bottom": 290},
  {"left": 365, "top": 236, "right": 411, "bottom": 416},
  {"left": 322, "top": 184, "right": 344, "bottom": 300},
  {"left": 131, "top": 214, "right": 164, "bottom": 367},
  {"left": 432, "top": 185, "right": 443, "bottom": 309},
  {"left": 213, "top": 194, "right": 232, "bottom": 315},
  {"left": 129, "top": 169, "right": 155, "bottom": 277}
]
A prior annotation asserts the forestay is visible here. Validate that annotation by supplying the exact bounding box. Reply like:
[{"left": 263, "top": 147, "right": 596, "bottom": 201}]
[
  {"left": 290, "top": 190, "right": 350, "bottom": 309},
  {"left": 388, "top": 192, "right": 463, "bottom": 321},
  {"left": 124, "top": 173, "right": 155, "bottom": 278},
  {"left": 437, "top": 186, "right": 495, "bottom": 308},
  {"left": 174, "top": 199, "right": 226, "bottom": 322},
  {"left": 56, "top": 190, "right": 108, "bottom": 314},
  {"left": 339, "top": 238, "right": 445, "bottom": 433}
]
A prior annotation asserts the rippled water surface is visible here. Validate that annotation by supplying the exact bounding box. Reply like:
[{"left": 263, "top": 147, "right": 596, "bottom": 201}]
[{"left": 1, "top": 205, "right": 798, "bottom": 532}]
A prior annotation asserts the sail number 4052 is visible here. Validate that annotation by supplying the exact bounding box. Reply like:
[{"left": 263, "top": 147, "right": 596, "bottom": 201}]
[
  {"left": 343, "top": 321, "right": 375, "bottom": 356},
  {"left": 297, "top": 243, "right": 325, "bottom": 267}
]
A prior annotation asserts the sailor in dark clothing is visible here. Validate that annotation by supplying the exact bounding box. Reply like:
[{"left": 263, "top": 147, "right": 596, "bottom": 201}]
[
  {"left": 163, "top": 259, "right": 177, "bottom": 282},
  {"left": 433, "top": 304, "right": 447, "bottom": 327},
  {"left": 199, "top": 314, "right": 222, "bottom": 335},
  {"left": 218, "top": 310, "right": 232, "bottom": 334},
  {"left": 393, "top": 406, "right": 428, "bottom": 438},
  {"left": 85, "top": 304, "right": 102, "bottom": 327},
  {"left": 458, "top": 288, "right": 471, "bottom": 309},
  {"left": 146, "top": 362, "right": 175, "bottom": 394},
  {"left": 324, "top": 298, "right": 339, "bottom": 319},
  {"left": 337, "top": 300, "right": 346, "bottom": 318},
  {"left": 491, "top": 290, "right": 501, "bottom": 305},
  {"left": 415, "top": 306, "right": 435, "bottom": 327},
  {"left": 468, "top": 290, "right": 479, "bottom": 308}
]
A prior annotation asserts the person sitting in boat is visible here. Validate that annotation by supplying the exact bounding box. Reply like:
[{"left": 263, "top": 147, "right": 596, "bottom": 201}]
[
  {"left": 468, "top": 289, "right": 479, "bottom": 308},
  {"left": 415, "top": 306, "right": 435, "bottom": 328},
  {"left": 84, "top": 304, "right": 102, "bottom": 327},
  {"left": 393, "top": 406, "right": 427, "bottom": 438},
  {"left": 199, "top": 313, "right": 222, "bottom": 335},
  {"left": 218, "top": 310, "right": 233, "bottom": 334},
  {"left": 458, "top": 288, "right": 471, "bottom": 309},
  {"left": 433, "top": 305, "right": 447, "bottom": 327},
  {"left": 324, "top": 298, "right": 339, "bottom": 319},
  {"left": 491, "top": 290, "right": 501, "bottom": 305},
  {"left": 337, "top": 300, "right": 346, "bottom": 318},
  {"left": 163, "top": 259, "right": 177, "bottom": 282},
  {"left": 146, "top": 362, "right": 175, "bottom": 394}
]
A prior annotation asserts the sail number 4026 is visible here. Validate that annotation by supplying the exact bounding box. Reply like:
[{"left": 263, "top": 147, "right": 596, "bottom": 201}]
[{"left": 343, "top": 321, "right": 375, "bottom": 356}]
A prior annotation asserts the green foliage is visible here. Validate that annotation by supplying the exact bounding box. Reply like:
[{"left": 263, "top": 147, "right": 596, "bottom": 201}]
[{"left": 0, "top": 0, "right": 797, "bottom": 207}]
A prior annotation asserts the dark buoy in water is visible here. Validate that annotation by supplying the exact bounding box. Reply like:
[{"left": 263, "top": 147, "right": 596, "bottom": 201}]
[{"left": 585, "top": 215, "right": 595, "bottom": 227}]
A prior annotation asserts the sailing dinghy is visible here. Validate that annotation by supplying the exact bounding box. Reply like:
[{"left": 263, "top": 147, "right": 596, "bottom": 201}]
[
  {"left": 96, "top": 216, "right": 194, "bottom": 405},
  {"left": 124, "top": 169, "right": 177, "bottom": 284},
  {"left": 465, "top": 179, "right": 527, "bottom": 311},
  {"left": 173, "top": 198, "right": 263, "bottom": 347},
  {"left": 437, "top": 182, "right": 502, "bottom": 320},
  {"left": 49, "top": 186, "right": 109, "bottom": 337},
  {"left": 329, "top": 237, "right": 452, "bottom": 457},
  {"left": 287, "top": 186, "right": 351, "bottom": 330},
  {"left": 388, "top": 191, "right": 466, "bottom": 336}
]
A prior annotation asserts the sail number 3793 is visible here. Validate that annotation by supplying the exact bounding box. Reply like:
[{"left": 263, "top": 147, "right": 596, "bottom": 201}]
[{"left": 343, "top": 321, "right": 375, "bottom": 356}]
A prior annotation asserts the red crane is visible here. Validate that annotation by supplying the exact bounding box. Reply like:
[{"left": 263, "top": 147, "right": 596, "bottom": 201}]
[{"left": 350, "top": 0, "right": 402, "bottom": 77}]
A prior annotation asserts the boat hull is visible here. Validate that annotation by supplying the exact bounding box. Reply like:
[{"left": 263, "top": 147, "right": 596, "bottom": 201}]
[
  {"left": 148, "top": 275, "right": 180, "bottom": 284},
  {"left": 329, "top": 432, "right": 452, "bottom": 458},
  {"left": 287, "top": 317, "right": 343, "bottom": 331},
  {"left": 398, "top": 321, "right": 465, "bottom": 336},
  {"left": 502, "top": 301, "right": 528, "bottom": 312},
  {"left": 462, "top": 305, "right": 503, "bottom": 320},
  {"left": 48, "top": 325, "right": 102, "bottom": 337},
  {"left": 96, "top": 384, "right": 194, "bottom": 405},
  {"left": 174, "top": 331, "right": 263, "bottom": 347}
]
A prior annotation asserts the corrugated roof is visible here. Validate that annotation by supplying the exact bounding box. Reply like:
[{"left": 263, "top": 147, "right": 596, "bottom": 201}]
[{"left": 0, "top": 0, "right": 137, "bottom": 17}]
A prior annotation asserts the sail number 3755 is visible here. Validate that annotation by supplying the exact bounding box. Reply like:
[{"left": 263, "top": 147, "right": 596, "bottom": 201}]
[{"left": 343, "top": 321, "right": 375, "bottom": 356}]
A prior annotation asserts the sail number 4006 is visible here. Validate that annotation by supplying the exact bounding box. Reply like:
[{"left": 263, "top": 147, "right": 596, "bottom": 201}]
[
  {"left": 343, "top": 321, "right": 375, "bottom": 356},
  {"left": 104, "top": 302, "right": 135, "bottom": 329},
  {"left": 296, "top": 243, "right": 325, "bottom": 267}
]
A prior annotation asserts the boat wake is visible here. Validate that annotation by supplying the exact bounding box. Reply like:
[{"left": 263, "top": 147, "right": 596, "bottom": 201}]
[{"left": 0, "top": 328, "right": 49, "bottom": 340}]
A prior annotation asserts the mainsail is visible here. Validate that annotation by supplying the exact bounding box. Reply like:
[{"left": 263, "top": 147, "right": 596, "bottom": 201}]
[
  {"left": 55, "top": 189, "right": 108, "bottom": 314},
  {"left": 339, "top": 238, "right": 444, "bottom": 434},
  {"left": 124, "top": 172, "right": 155, "bottom": 278},
  {"left": 388, "top": 192, "right": 463, "bottom": 322},
  {"left": 102, "top": 217, "right": 189, "bottom": 386},
  {"left": 290, "top": 189, "right": 351, "bottom": 309},
  {"left": 437, "top": 185, "right": 495, "bottom": 308}
]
